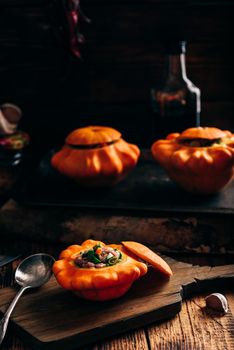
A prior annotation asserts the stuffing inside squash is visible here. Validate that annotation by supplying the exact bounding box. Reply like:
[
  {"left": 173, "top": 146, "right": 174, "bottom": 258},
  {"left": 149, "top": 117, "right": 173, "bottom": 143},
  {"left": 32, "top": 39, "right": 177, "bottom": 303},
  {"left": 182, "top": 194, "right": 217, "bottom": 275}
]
[{"left": 151, "top": 127, "right": 234, "bottom": 194}]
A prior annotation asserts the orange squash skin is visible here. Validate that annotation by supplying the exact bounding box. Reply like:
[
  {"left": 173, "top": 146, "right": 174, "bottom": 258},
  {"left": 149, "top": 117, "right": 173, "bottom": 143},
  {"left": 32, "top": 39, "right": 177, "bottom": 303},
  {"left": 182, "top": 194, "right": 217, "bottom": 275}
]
[
  {"left": 53, "top": 239, "right": 148, "bottom": 301},
  {"left": 151, "top": 127, "right": 234, "bottom": 194},
  {"left": 51, "top": 126, "right": 140, "bottom": 186}
]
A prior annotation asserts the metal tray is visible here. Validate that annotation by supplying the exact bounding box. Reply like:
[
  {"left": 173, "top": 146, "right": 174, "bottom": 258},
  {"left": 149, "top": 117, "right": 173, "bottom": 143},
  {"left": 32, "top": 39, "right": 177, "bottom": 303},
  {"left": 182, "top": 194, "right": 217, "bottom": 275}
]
[{"left": 12, "top": 150, "right": 234, "bottom": 215}]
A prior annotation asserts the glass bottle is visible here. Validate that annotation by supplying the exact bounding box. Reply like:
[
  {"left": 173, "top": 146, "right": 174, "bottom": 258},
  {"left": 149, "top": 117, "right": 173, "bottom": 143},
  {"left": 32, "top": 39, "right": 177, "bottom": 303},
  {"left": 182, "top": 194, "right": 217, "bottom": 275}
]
[{"left": 151, "top": 41, "right": 201, "bottom": 139}]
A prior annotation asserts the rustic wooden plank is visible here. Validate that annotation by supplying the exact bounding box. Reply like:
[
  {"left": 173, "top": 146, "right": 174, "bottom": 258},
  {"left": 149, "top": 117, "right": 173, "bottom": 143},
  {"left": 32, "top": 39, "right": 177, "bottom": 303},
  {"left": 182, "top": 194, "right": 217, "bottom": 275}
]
[
  {"left": 147, "top": 291, "right": 234, "bottom": 350},
  {"left": 92, "top": 330, "right": 149, "bottom": 350},
  {"left": 0, "top": 241, "right": 234, "bottom": 350},
  {"left": 0, "top": 0, "right": 48, "bottom": 4},
  {"left": 1, "top": 63, "right": 232, "bottom": 122},
  {"left": 82, "top": 0, "right": 234, "bottom": 4},
  {"left": 2, "top": 293, "right": 233, "bottom": 350},
  {"left": 1, "top": 2, "right": 233, "bottom": 54},
  {"left": 83, "top": 3, "right": 233, "bottom": 40},
  {"left": 73, "top": 63, "right": 232, "bottom": 104},
  {"left": 82, "top": 42, "right": 233, "bottom": 66},
  {"left": 0, "top": 0, "right": 233, "bottom": 145},
  {"left": 0, "top": 199, "right": 234, "bottom": 254},
  {"left": 1, "top": 0, "right": 233, "bottom": 5},
  {"left": 1, "top": 3, "right": 233, "bottom": 68},
  {"left": 0, "top": 0, "right": 233, "bottom": 170},
  {"left": 0, "top": 258, "right": 233, "bottom": 349}
]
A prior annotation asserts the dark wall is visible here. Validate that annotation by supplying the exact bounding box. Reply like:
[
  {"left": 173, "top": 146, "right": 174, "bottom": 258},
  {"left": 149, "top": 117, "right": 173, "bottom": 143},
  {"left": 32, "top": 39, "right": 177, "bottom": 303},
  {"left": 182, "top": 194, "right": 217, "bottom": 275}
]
[{"left": 0, "top": 0, "right": 233, "bottom": 148}]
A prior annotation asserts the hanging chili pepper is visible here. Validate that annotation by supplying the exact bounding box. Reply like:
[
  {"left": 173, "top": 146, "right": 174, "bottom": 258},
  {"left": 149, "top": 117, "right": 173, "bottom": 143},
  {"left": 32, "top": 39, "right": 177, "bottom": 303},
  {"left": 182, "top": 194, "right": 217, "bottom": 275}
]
[{"left": 65, "top": 0, "right": 90, "bottom": 58}]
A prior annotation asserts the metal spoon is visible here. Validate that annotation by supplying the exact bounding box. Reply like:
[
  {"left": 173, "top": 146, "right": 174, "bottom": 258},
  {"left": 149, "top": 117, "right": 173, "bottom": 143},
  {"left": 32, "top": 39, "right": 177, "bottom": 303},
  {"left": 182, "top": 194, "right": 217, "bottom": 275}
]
[{"left": 0, "top": 253, "right": 55, "bottom": 345}]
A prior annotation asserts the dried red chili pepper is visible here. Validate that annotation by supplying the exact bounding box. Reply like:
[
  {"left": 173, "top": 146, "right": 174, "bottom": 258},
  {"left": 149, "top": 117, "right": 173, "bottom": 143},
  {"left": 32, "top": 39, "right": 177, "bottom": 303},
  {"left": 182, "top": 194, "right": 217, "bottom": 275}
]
[{"left": 65, "top": 0, "right": 90, "bottom": 58}]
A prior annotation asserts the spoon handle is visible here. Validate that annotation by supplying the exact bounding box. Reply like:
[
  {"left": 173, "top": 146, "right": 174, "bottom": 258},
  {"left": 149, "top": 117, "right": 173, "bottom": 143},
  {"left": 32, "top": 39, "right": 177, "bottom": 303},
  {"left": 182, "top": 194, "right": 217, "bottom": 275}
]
[{"left": 0, "top": 286, "right": 28, "bottom": 345}]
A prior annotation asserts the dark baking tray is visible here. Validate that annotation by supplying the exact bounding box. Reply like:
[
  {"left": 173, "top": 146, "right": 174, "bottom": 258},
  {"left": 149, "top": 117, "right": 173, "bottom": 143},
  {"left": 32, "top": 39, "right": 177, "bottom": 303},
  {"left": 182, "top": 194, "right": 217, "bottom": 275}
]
[{"left": 12, "top": 150, "right": 234, "bottom": 215}]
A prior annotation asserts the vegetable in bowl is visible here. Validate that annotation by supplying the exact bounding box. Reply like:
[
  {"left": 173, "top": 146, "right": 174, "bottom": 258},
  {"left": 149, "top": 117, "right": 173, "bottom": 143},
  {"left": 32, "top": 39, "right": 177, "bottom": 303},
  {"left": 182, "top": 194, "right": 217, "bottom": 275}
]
[{"left": 53, "top": 239, "right": 172, "bottom": 301}]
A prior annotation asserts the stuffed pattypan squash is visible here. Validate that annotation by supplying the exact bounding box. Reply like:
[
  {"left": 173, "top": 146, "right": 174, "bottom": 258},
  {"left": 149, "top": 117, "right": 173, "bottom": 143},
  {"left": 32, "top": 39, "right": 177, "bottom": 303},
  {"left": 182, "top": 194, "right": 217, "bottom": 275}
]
[
  {"left": 51, "top": 126, "right": 140, "bottom": 187},
  {"left": 151, "top": 127, "right": 234, "bottom": 195},
  {"left": 53, "top": 239, "right": 148, "bottom": 301}
]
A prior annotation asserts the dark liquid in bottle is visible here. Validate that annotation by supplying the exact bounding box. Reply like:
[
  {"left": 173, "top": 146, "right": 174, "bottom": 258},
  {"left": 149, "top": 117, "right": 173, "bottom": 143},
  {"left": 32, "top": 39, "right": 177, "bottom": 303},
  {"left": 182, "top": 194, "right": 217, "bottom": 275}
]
[{"left": 151, "top": 41, "right": 200, "bottom": 139}]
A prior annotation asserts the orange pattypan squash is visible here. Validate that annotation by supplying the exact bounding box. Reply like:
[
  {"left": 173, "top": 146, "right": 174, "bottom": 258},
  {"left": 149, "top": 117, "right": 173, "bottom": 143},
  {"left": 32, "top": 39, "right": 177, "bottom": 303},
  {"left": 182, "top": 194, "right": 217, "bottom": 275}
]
[
  {"left": 151, "top": 127, "right": 234, "bottom": 194},
  {"left": 51, "top": 126, "right": 140, "bottom": 186},
  {"left": 122, "top": 241, "right": 173, "bottom": 277},
  {"left": 53, "top": 239, "right": 148, "bottom": 301}
]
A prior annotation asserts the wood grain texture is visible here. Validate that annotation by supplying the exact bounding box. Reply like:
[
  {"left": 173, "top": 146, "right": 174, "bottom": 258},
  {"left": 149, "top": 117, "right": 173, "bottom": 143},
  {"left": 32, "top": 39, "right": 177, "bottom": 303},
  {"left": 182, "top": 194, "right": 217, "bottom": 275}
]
[
  {"left": 0, "top": 0, "right": 233, "bottom": 148},
  {"left": 0, "top": 257, "right": 233, "bottom": 349},
  {"left": 147, "top": 291, "right": 234, "bottom": 350},
  {"left": 0, "top": 242, "right": 234, "bottom": 350},
  {"left": 1, "top": 199, "right": 234, "bottom": 255}
]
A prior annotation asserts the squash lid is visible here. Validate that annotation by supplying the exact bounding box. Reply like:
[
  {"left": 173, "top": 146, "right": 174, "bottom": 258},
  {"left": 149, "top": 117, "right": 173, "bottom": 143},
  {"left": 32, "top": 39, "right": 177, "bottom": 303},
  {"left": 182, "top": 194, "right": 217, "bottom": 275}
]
[
  {"left": 179, "top": 127, "right": 228, "bottom": 140},
  {"left": 66, "top": 139, "right": 120, "bottom": 149},
  {"left": 66, "top": 126, "right": 122, "bottom": 146}
]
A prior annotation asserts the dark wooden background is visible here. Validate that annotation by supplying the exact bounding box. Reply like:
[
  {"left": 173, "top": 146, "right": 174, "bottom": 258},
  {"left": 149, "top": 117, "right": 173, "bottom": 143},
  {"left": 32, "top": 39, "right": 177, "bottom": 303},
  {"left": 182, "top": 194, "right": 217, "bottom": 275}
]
[{"left": 0, "top": 0, "right": 233, "bottom": 148}]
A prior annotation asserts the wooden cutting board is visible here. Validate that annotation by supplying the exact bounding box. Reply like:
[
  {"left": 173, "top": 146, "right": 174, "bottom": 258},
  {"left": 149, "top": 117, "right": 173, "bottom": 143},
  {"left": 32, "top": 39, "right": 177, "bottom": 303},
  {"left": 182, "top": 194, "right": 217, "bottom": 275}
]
[{"left": 0, "top": 257, "right": 234, "bottom": 350}]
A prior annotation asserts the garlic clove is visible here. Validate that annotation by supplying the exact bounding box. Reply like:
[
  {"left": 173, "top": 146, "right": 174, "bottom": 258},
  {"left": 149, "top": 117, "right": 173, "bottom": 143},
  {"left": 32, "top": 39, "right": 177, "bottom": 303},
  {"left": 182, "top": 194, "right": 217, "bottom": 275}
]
[{"left": 205, "top": 293, "right": 228, "bottom": 314}]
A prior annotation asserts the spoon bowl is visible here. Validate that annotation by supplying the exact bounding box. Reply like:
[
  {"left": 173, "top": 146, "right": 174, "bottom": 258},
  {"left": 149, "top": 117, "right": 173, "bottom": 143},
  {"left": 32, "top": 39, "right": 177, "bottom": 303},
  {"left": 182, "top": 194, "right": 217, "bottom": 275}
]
[
  {"left": 0, "top": 253, "right": 54, "bottom": 345},
  {"left": 15, "top": 253, "right": 55, "bottom": 288}
]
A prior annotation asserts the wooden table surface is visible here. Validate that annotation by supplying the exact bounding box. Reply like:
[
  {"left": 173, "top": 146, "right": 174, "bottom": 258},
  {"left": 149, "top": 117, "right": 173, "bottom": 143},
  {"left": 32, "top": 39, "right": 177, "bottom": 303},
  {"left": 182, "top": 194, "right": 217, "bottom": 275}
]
[
  {"left": 0, "top": 167, "right": 234, "bottom": 350},
  {"left": 1, "top": 240, "right": 234, "bottom": 350}
]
